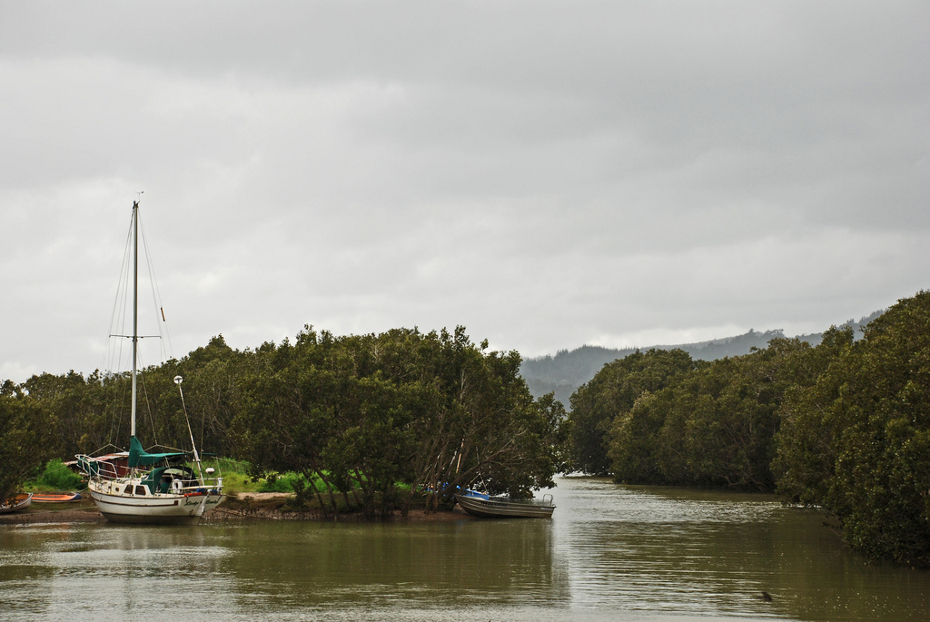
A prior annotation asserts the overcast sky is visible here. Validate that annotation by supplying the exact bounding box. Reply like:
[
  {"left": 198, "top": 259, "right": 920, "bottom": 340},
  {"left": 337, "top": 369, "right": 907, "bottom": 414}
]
[{"left": 1, "top": 1, "right": 928, "bottom": 382}]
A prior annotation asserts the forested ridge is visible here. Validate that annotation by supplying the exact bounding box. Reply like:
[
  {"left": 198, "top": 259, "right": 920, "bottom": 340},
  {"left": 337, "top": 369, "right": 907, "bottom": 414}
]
[
  {"left": 522, "top": 310, "right": 884, "bottom": 405},
  {"left": 1, "top": 326, "right": 566, "bottom": 517},
  {"left": 565, "top": 291, "right": 930, "bottom": 567}
]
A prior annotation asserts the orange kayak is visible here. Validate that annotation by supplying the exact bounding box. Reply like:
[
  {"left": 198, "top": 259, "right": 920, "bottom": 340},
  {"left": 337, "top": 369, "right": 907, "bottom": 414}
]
[{"left": 31, "top": 492, "right": 82, "bottom": 503}]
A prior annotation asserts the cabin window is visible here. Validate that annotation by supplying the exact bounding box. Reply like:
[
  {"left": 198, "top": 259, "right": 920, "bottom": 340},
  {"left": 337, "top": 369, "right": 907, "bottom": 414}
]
[
  {"left": 124, "top": 485, "right": 133, "bottom": 494},
  {"left": 135, "top": 485, "right": 147, "bottom": 496}
]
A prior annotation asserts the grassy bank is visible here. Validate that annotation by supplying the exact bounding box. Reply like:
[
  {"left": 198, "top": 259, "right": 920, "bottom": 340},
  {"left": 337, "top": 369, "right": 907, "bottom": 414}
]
[{"left": 21, "top": 458, "right": 434, "bottom": 519}]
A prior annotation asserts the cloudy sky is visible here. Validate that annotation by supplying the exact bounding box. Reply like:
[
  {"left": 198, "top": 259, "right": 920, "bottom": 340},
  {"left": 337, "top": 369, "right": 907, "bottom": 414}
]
[{"left": 1, "top": 1, "right": 928, "bottom": 382}]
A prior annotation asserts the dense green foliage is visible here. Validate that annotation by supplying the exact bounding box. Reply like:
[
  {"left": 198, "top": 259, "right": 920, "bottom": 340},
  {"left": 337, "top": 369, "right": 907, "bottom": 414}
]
[
  {"left": 567, "top": 349, "right": 699, "bottom": 474},
  {"left": 0, "top": 385, "right": 54, "bottom": 505},
  {"left": 26, "top": 458, "right": 86, "bottom": 491},
  {"left": 235, "top": 326, "right": 563, "bottom": 516},
  {"left": 776, "top": 292, "right": 930, "bottom": 567},
  {"left": 0, "top": 326, "right": 563, "bottom": 518},
  {"left": 607, "top": 339, "right": 814, "bottom": 489},
  {"left": 566, "top": 291, "right": 930, "bottom": 567}
]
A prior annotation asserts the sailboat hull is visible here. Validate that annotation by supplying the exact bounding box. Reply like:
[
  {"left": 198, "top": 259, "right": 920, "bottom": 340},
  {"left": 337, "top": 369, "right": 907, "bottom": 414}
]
[{"left": 89, "top": 484, "right": 224, "bottom": 525}]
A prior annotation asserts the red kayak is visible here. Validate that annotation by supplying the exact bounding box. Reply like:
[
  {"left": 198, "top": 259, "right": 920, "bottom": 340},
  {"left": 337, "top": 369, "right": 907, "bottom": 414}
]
[{"left": 31, "top": 492, "right": 83, "bottom": 503}]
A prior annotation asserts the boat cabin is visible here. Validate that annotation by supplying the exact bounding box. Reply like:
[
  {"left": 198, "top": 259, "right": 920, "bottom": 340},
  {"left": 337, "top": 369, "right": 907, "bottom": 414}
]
[{"left": 142, "top": 466, "right": 200, "bottom": 495}]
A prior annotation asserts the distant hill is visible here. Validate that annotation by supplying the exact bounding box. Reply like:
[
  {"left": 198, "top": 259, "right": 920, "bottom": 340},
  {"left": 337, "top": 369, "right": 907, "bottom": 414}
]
[{"left": 520, "top": 309, "right": 885, "bottom": 406}]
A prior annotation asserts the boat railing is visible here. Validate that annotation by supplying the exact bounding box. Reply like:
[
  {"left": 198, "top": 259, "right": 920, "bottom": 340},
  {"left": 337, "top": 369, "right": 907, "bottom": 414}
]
[
  {"left": 181, "top": 477, "right": 223, "bottom": 494},
  {"left": 75, "top": 455, "right": 120, "bottom": 480}
]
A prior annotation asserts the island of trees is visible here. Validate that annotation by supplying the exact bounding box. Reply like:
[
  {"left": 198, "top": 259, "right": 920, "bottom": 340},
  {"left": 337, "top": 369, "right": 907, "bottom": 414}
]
[
  {"left": 2, "top": 291, "right": 929, "bottom": 568},
  {"left": 1, "top": 326, "right": 566, "bottom": 519}
]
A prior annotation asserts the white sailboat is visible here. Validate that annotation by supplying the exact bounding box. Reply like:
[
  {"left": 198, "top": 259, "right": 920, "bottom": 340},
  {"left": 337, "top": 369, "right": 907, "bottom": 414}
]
[{"left": 76, "top": 200, "right": 224, "bottom": 524}]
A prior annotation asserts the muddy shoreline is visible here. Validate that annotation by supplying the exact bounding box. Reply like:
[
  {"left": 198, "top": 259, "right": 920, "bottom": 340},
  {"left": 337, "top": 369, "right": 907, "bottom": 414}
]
[{"left": 0, "top": 493, "right": 473, "bottom": 525}]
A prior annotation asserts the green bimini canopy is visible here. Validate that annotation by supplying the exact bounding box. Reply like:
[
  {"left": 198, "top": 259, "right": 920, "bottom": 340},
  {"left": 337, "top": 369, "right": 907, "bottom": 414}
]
[{"left": 128, "top": 436, "right": 189, "bottom": 468}]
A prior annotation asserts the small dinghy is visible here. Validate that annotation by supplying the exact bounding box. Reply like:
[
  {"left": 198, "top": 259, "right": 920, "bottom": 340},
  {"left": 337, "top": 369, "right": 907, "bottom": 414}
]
[
  {"left": 31, "top": 492, "right": 83, "bottom": 503},
  {"left": 455, "top": 493, "right": 555, "bottom": 518},
  {"left": 0, "top": 493, "right": 33, "bottom": 514}
]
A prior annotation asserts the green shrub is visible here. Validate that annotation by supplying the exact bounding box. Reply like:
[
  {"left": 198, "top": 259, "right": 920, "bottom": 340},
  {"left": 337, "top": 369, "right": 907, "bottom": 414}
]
[
  {"left": 259, "top": 472, "right": 309, "bottom": 493},
  {"left": 34, "top": 459, "right": 85, "bottom": 491}
]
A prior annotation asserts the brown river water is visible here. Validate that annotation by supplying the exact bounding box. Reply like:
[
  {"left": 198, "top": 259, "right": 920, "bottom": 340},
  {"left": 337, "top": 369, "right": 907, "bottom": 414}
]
[{"left": 1, "top": 476, "right": 928, "bottom": 621}]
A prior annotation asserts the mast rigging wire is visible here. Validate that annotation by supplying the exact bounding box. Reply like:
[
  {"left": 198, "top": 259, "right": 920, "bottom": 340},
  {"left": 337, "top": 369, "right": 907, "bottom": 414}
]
[{"left": 98, "top": 200, "right": 180, "bottom": 450}]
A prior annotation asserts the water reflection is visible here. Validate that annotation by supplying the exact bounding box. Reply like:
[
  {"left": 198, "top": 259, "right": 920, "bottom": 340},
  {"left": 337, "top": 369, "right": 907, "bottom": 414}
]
[
  {"left": 2, "top": 477, "right": 930, "bottom": 621},
  {"left": 552, "top": 478, "right": 930, "bottom": 621},
  {"left": 0, "top": 524, "right": 233, "bottom": 621},
  {"left": 221, "top": 518, "right": 565, "bottom": 616}
]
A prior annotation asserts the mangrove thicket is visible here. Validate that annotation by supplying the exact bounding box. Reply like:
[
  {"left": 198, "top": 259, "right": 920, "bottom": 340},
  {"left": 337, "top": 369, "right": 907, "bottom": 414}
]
[{"left": 565, "top": 290, "right": 930, "bottom": 567}]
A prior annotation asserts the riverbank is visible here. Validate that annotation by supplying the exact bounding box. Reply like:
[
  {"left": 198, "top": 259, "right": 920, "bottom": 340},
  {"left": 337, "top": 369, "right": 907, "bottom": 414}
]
[
  {"left": 0, "top": 497, "right": 103, "bottom": 524},
  {"left": 0, "top": 493, "right": 473, "bottom": 525},
  {"left": 209, "top": 492, "right": 474, "bottom": 522}
]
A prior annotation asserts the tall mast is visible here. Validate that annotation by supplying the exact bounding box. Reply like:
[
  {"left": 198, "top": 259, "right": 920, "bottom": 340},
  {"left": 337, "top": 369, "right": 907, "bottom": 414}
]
[{"left": 131, "top": 200, "right": 139, "bottom": 438}]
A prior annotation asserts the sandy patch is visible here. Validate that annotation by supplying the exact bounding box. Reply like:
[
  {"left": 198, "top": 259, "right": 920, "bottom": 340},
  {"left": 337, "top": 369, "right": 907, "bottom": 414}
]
[{"left": 233, "top": 492, "right": 293, "bottom": 501}]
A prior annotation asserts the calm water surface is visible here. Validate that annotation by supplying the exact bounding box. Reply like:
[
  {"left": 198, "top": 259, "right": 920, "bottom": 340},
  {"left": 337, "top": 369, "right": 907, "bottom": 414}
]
[{"left": 2, "top": 476, "right": 928, "bottom": 621}]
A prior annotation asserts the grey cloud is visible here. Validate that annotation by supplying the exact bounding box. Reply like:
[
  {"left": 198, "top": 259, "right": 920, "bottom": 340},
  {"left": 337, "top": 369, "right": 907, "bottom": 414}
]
[{"left": 1, "top": 1, "right": 927, "bottom": 378}]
